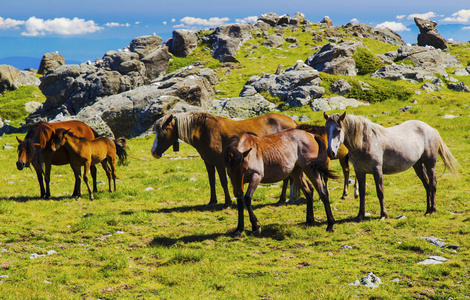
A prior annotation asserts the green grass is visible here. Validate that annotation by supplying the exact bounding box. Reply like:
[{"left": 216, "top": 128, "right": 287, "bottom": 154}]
[
  {"left": 1, "top": 26, "right": 470, "bottom": 299},
  {"left": 0, "top": 86, "right": 45, "bottom": 127}
]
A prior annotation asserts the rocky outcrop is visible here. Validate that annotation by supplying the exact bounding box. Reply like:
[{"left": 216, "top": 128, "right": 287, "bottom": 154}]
[
  {"left": 371, "top": 64, "right": 438, "bottom": 82},
  {"left": 264, "top": 35, "right": 284, "bottom": 48},
  {"left": 311, "top": 96, "right": 368, "bottom": 111},
  {"left": 210, "top": 24, "right": 253, "bottom": 61},
  {"left": 165, "top": 29, "right": 199, "bottom": 57},
  {"left": 394, "top": 45, "right": 460, "bottom": 68},
  {"left": 320, "top": 16, "right": 333, "bottom": 27},
  {"left": 305, "top": 41, "right": 364, "bottom": 75},
  {"left": 212, "top": 94, "right": 277, "bottom": 119},
  {"left": 129, "top": 34, "right": 163, "bottom": 58},
  {"left": 0, "top": 65, "right": 40, "bottom": 94},
  {"left": 414, "top": 17, "right": 447, "bottom": 49},
  {"left": 331, "top": 78, "right": 352, "bottom": 95},
  {"left": 344, "top": 23, "right": 405, "bottom": 46},
  {"left": 47, "top": 66, "right": 219, "bottom": 137},
  {"left": 38, "top": 52, "right": 65, "bottom": 75}
]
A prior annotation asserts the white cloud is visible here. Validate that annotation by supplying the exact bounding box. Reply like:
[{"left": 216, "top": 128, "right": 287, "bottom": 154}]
[
  {"left": 407, "top": 12, "right": 437, "bottom": 20},
  {"left": 396, "top": 15, "right": 406, "bottom": 20},
  {"left": 22, "top": 17, "right": 103, "bottom": 36},
  {"left": 171, "top": 18, "right": 176, "bottom": 22},
  {"left": 235, "top": 16, "right": 257, "bottom": 24},
  {"left": 349, "top": 18, "right": 360, "bottom": 24},
  {"left": 0, "top": 17, "right": 25, "bottom": 29},
  {"left": 463, "top": 26, "right": 470, "bottom": 30},
  {"left": 163, "top": 21, "right": 167, "bottom": 25},
  {"left": 442, "top": 9, "right": 470, "bottom": 23},
  {"left": 104, "top": 22, "right": 122, "bottom": 28},
  {"left": 173, "top": 24, "right": 188, "bottom": 29},
  {"left": 135, "top": 21, "right": 141, "bottom": 25},
  {"left": 376, "top": 21, "right": 410, "bottom": 32},
  {"left": 180, "top": 16, "right": 229, "bottom": 27}
]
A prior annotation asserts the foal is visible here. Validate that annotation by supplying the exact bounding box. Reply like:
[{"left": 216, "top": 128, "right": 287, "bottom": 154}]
[
  {"left": 51, "top": 129, "right": 127, "bottom": 200},
  {"left": 225, "top": 129, "right": 337, "bottom": 237}
]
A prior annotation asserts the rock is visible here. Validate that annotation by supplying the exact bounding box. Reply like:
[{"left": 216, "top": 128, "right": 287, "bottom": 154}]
[
  {"left": 277, "top": 14, "right": 290, "bottom": 26},
  {"left": 100, "top": 50, "right": 141, "bottom": 72},
  {"left": 239, "top": 85, "right": 258, "bottom": 97},
  {"left": 24, "top": 101, "right": 42, "bottom": 113},
  {"left": 167, "top": 29, "right": 199, "bottom": 57},
  {"left": 129, "top": 34, "right": 163, "bottom": 58},
  {"left": 290, "top": 12, "right": 306, "bottom": 26},
  {"left": 452, "top": 68, "right": 469, "bottom": 76},
  {"left": 311, "top": 96, "right": 368, "bottom": 111},
  {"left": 0, "top": 65, "right": 41, "bottom": 93},
  {"left": 341, "top": 245, "right": 352, "bottom": 249},
  {"left": 305, "top": 42, "right": 364, "bottom": 75},
  {"left": 258, "top": 12, "right": 279, "bottom": 27},
  {"left": 264, "top": 35, "right": 284, "bottom": 48},
  {"left": 212, "top": 94, "right": 277, "bottom": 119},
  {"left": 414, "top": 17, "right": 448, "bottom": 49},
  {"left": 371, "top": 64, "right": 437, "bottom": 82},
  {"left": 395, "top": 45, "right": 461, "bottom": 68},
  {"left": 448, "top": 82, "right": 470, "bottom": 92},
  {"left": 417, "top": 256, "right": 447, "bottom": 265},
  {"left": 287, "top": 85, "right": 325, "bottom": 106},
  {"left": 350, "top": 272, "right": 382, "bottom": 289},
  {"left": 320, "top": 16, "right": 333, "bottom": 27},
  {"left": 211, "top": 24, "right": 253, "bottom": 61},
  {"left": 331, "top": 79, "right": 352, "bottom": 95},
  {"left": 140, "top": 45, "right": 170, "bottom": 80},
  {"left": 38, "top": 52, "right": 65, "bottom": 74},
  {"left": 344, "top": 23, "right": 404, "bottom": 46}
]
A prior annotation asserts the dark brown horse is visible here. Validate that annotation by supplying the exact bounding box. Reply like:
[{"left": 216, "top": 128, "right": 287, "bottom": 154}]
[
  {"left": 225, "top": 129, "right": 337, "bottom": 237},
  {"left": 151, "top": 112, "right": 298, "bottom": 208},
  {"left": 50, "top": 128, "right": 127, "bottom": 200},
  {"left": 297, "top": 124, "right": 358, "bottom": 199},
  {"left": 16, "top": 121, "right": 99, "bottom": 198}
]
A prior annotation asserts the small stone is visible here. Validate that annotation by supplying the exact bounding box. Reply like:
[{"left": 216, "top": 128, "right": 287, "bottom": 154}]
[
  {"left": 391, "top": 278, "right": 400, "bottom": 283},
  {"left": 395, "top": 215, "right": 406, "bottom": 220},
  {"left": 46, "top": 250, "right": 57, "bottom": 255},
  {"left": 364, "top": 213, "right": 371, "bottom": 217},
  {"left": 341, "top": 245, "right": 352, "bottom": 250},
  {"left": 144, "top": 187, "right": 154, "bottom": 191},
  {"left": 189, "top": 178, "right": 197, "bottom": 182},
  {"left": 116, "top": 231, "right": 125, "bottom": 234}
]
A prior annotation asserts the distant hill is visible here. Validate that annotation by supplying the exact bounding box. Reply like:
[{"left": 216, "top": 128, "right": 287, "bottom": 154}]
[{"left": 0, "top": 56, "right": 81, "bottom": 70}]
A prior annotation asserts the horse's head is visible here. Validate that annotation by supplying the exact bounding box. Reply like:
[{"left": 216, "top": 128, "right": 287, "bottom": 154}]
[
  {"left": 16, "top": 137, "right": 37, "bottom": 170},
  {"left": 225, "top": 143, "right": 251, "bottom": 198},
  {"left": 50, "top": 128, "right": 70, "bottom": 152},
  {"left": 324, "top": 111, "right": 346, "bottom": 159},
  {"left": 151, "top": 114, "right": 178, "bottom": 159}
]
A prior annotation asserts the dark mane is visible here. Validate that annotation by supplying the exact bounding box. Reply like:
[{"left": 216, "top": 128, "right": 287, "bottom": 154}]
[
  {"left": 297, "top": 124, "right": 326, "bottom": 135},
  {"left": 25, "top": 121, "right": 53, "bottom": 147}
]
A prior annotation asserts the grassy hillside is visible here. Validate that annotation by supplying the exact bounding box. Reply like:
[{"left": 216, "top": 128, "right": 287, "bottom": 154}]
[{"left": 1, "top": 23, "right": 470, "bottom": 299}]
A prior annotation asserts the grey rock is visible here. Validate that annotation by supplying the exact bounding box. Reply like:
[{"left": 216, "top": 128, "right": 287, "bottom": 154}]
[
  {"left": 264, "top": 35, "right": 284, "bottom": 48},
  {"left": 141, "top": 45, "right": 170, "bottom": 80},
  {"left": 414, "top": 18, "right": 448, "bottom": 49},
  {"left": 320, "top": 16, "right": 333, "bottom": 27},
  {"left": 38, "top": 52, "right": 65, "bottom": 74},
  {"left": 258, "top": 12, "right": 279, "bottom": 27},
  {"left": 452, "top": 68, "right": 469, "bottom": 76},
  {"left": 212, "top": 94, "right": 277, "bottom": 119},
  {"left": 331, "top": 78, "right": 352, "bottom": 95},
  {"left": 448, "top": 82, "right": 470, "bottom": 92},
  {"left": 168, "top": 29, "right": 199, "bottom": 57},
  {"left": 417, "top": 256, "right": 447, "bottom": 265},
  {"left": 305, "top": 42, "right": 364, "bottom": 75},
  {"left": 0, "top": 65, "right": 41, "bottom": 93},
  {"left": 311, "top": 96, "right": 368, "bottom": 111},
  {"left": 211, "top": 24, "right": 253, "bottom": 61},
  {"left": 350, "top": 272, "right": 382, "bottom": 289},
  {"left": 129, "top": 34, "right": 163, "bottom": 58}
]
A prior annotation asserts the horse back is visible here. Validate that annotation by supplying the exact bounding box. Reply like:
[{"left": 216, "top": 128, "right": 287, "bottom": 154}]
[{"left": 50, "top": 121, "right": 96, "bottom": 139}]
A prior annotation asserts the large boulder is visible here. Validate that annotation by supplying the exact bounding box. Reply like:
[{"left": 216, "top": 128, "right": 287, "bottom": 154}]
[
  {"left": 166, "top": 29, "right": 199, "bottom": 57},
  {"left": 264, "top": 35, "right": 284, "bottom": 48},
  {"left": 0, "top": 65, "right": 40, "bottom": 94},
  {"left": 414, "top": 17, "right": 447, "bottom": 49},
  {"left": 305, "top": 41, "right": 364, "bottom": 75},
  {"left": 258, "top": 12, "right": 279, "bottom": 27},
  {"left": 129, "top": 34, "right": 163, "bottom": 58},
  {"left": 311, "top": 96, "right": 369, "bottom": 111},
  {"left": 38, "top": 52, "right": 65, "bottom": 75},
  {"left": 210, "top": 24, "right": 253, "bottom": 61},
  {"left": 140, "top": 46, "right": 170, "bottom": 80},
  {"left": 344, "top": 23, "right": 405, "bottom": 46},
  {"left": 371, "top": 64, "right": 437, "bottom": 82},
  {"left": 212, "top": 94, "right": 277, "bottom": 119},
  {"left": 99, "top": 50, "right": 141, "bottom": 73},
  {"left": 395, "top": 45, "right": 460, "bottom": 68}
]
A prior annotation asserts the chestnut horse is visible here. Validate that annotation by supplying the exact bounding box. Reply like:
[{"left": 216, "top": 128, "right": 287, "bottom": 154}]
[
  {"left": 151, "top": 112, "right": 297, "bottom": 208},
  {"left": 50, "top": 128, "right": 127, "bottom": 200},
  {"left": 297, "top": 124, "right": 358, "bottom": 200},
  {"left": 324, "top": 112, "right": 459, "bottom": 221},
  {"left": 16, "top": 120, "right": 99, "bottom": 198},
  {"left": 225, "top": 129, "right": 337, "bottom": 237}
]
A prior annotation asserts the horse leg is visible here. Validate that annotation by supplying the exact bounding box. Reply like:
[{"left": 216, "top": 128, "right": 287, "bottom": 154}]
[
  {"left": 72, "top": 166, "right": 82, "bottom": 200},
  {"left": 216, "top": 164, "right": 232, "bottom": 208},
  {"left": 289, "top": 179, "right": 301, "bottom": 203},
  {"left": 276, "top": 178, "right": 289, "bottom": 206},
  {"left": 424, "top": 160, "right": 437, "bottom": 215},
  {"left": 339, "top": 154, "right": 350, "bottom": 199},
  {"left": 110, "top": 157, "right": 117, "bottom": 192},
  {"left": 101, "top": 160, "right": 112, "bottom": 192},
  {"left": 243, "top": 177, "right": 262, "bottom": 234},
  {"left": 83, "top": 162, "right": 93, "bottom": 200},
  {"left": 204, "top": 162, "right": 218, "bottom": 207},
  {"left": 91, "top": 165, "right": 98, "bottom": 193},
  {"left": 33, "top": 163, "right": 46, "bottom": 198},
  {"left": 372, "top": 167, "right": 388, "bottom": 220},
  {"left": 302, "top": 167, "right": 335, "bottom": 232},
  {"left": 413, "top": 162, "right": 431, "bottom": 214},
  {"left": 291, "top": 169, "right": 315, "bottom": 224},
  {"left": 355, "top": 172, "right": 367, "bottom": 222},
  {"left": 232, "top": 195, "right": 245, "bottom": 238}
]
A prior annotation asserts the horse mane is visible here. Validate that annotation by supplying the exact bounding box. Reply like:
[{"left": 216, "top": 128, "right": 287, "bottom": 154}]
[
  {"left": 341, "top": 114, "right": 386, "bottom": 149},
  {"left": 175, "top": 112, "right": 218, "bottom": 144},
  {"left": 297, "top": 124, "right": 326, "bottom": 135},
  {"left": 25, "top": 121, "right": 53, "bottom": 149}
]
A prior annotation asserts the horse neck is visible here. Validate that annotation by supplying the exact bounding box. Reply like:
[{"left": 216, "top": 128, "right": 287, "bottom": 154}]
[
  {"left": 175, "top": 112, "right": 215, "bottom": 146},
  {"left": 62, "top": 134, "right": 83, "bottom": 155}
]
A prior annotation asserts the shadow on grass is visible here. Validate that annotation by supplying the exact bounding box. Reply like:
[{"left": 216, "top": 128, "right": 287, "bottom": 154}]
[
  {"left": 4, "top": 195, "right": 72, "bottom": 202},
  {"left": 149, "top": 232, "right": 226, "bottom": 247}
]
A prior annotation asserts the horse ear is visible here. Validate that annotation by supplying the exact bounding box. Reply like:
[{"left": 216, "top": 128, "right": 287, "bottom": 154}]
[
  {"left": 339, "top": 112, "right": 347, "bottom": 122},
  {"left": 323, "top": 112, "right": 330, "bottom": 120},
  {"left": 164, "top": 114, "right": 174, "bottom": 127},
  {"left": 16, "top": 136, "right": 23, "bottom": 143},
  {"left": 242, "top": 148, "right": 252, "bottom": 158}
]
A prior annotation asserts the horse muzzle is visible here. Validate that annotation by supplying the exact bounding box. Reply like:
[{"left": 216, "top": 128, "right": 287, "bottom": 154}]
[
  {"left": 16, "top": 161, "right": 26, "bottom": 170},
  {"left": 327, "top": 149, "right": 337, "bottom": 159},
  {"left": 151, "top": 151, "right": 161, "bottom": 159}
]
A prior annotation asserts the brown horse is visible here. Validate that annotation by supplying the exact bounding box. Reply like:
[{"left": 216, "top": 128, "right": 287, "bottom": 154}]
[
  {"left": 151, "top": 112, "right": 297, "bottom": 208},
  {"left": 16, "top": 120, "right": 99, "bottom": 198},
  {"left": 297, "top": 124, "right": 358, "bottom": 199},
  {"left": 50, "top": 128, "right": 127, "bottom": 200},
  {"left": 225, "top": 129, "right": 337, "bottom": 237}
]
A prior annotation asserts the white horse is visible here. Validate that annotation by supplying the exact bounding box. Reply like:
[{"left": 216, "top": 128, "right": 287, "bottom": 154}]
[{"left": 324, "top": 112, "right": 459, "bottom": 221}]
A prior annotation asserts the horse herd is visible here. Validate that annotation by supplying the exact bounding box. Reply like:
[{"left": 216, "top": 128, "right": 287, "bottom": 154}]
[{"left": 16, "top": 111, "right": 459, "bottom": 237}]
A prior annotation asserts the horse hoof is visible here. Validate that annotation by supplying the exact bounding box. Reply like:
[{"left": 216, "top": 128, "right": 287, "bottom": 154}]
[
  {"left": 231, "top": 231, "right": 242, "bottom": 238},
  {"left": 326, "top": 226, "right": 334, "bottom": 232},
  {"left": 253, "top": 226, "right": 262, "bottom": 236},
  {"left": 224, "top": 202, "right": 232, "bottom": 209},
  {"left": 275, "top": 200, "right": 286, "bottom": 206},
  {"left": 354, "top": 215, "right": 363, "bottom": 222}
]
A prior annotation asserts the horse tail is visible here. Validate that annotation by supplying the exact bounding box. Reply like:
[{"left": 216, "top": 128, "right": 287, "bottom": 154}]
[
  {"left": 436, "top": 130, "right": 459, "bottom": 175},
  {"left": 114, "top": 137, "right": 128, "bottom": 166},
  {"left": 311, "top": 135, "right": 338, "bottom": 180}
]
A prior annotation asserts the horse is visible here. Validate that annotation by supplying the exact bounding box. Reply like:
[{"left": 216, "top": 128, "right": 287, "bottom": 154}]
[
  {"left": 151, "top": 112, "right": 298, "bottom": 208},
  {"left": 16, "top": 120, "right": 99, "bottom": 199},
  {"left": 225, "top": 129, "right": 337, "bottom": 237},
  {"left": 50, "top": 128, "right": 128, "bottom": 200},
  {"left": 296, "top": 124, "right": 358, "bottom": 200},
  {"left": 324, "top": 112, "right": 459, "bottom": 221}
]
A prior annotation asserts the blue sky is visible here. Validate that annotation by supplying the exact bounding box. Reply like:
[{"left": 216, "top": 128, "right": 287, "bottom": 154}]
[{"left": 1, "top": 0, "right": 469, "bottom": 69}]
